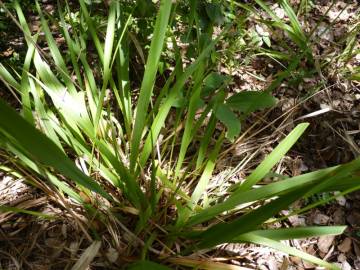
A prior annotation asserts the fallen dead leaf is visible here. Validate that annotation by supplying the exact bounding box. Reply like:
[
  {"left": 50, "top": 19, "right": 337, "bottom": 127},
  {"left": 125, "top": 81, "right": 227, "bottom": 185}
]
[
  {"left": 354, "top": 259, "right": 360, "bottom": 269},
  {"left": 106, "top": 247, "right": 119, "bottom": 263},
  {"left": 353, "top": 241, "right": 360, "bottom": 258},
  {"left": 266, "top": 256, "right": 278, "bottom": 270},
  {"left": 71, "top": 241, "right": 101, "bottom": 270},
  {"left": 1, "top": 47, "right": 14, "bottom": 57},
  {"left": 346, "top": 211, "right": 360, "bottom": 227},
  {"left": 303, "top": 245, "right": 316, "bottom": 269},
  {"left": 339, "top": 261, "right": 352, "bottom": 270},
  {"left": 337, "top": 253, "right": 346, "bottom": 263},
  {"left": 313, "top": 213, "right": 330, "bottom": 225},
  {"left": 318, "top": 235, "right": 335, "bottom": 253},
  {"left": 289, "top": 255, "right": 301, "bottom": 266},
  {"left": 288, "top": 215, "right": 306, "bottom": 227},
  {"left": 303, "top": 259, "right": 315, "bottom": 269},
  {"left": 332, "top": 208, "right": 345, "bottom": 224},
  {"left": 279, "top": 257, "right": 289, "bottom": 270},
  {"left": 338, "top": 238, "right": 352, "bottom": 253}
]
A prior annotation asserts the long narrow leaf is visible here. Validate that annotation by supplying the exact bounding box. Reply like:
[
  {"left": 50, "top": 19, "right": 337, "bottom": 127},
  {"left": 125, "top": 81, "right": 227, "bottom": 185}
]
[
  {"left": 130, "top": 0, "right": 172, "bottom": 171},
  {"left": 196, "top": 186, "right": 310, "bottom": 249},
  {"left": 94, "top": 1, "right": 116, "bottom": 131},
  {"left": 236, "top": 234, "right": 340, "bottom": 270},
  {"left": 238, "top": 226, "right": 346, "bottom": 241},
  {"left": 0, "top": 99, "right": 112, "bottom": 201},
  {"left": 186, "top": 166, "right": 336, "bottom": 227},
  {"left": 139, "top": 33, "right": 225, "bottom": 168},
  {"left": 237, "top": 123, "right": 309, "bottom": 192}
]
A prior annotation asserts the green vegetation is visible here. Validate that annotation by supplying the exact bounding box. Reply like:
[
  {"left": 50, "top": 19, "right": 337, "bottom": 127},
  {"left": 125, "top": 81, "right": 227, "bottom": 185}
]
[{"left": 0, "top": 0, "right": 359, "bottom": 269}]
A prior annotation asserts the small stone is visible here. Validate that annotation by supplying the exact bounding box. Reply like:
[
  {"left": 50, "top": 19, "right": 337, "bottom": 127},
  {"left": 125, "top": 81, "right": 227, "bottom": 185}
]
[{"left": 338, "top": 238, "right": 352, "bottom": 253}]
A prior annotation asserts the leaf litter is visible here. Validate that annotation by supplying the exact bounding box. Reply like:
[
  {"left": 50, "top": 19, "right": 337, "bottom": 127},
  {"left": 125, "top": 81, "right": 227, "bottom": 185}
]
[{"left": 0, "top": 0, "right": 360, "bottom": 269}]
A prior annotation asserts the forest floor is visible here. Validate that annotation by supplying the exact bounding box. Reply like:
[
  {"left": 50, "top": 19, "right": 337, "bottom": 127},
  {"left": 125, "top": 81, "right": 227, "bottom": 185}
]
[{"left": 0, "top": 0, "right": 360, "bottom": 269}]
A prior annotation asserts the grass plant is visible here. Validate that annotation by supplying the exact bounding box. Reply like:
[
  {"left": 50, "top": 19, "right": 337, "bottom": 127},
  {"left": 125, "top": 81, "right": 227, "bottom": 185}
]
[{"left": 0, "top": 1, "right": 359, "bottom": 269}]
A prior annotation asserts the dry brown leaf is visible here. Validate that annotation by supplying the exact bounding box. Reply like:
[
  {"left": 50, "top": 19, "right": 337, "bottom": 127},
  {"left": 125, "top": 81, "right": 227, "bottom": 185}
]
[
  {"left": 279, "top": 257, "right": 289, "bottom": 270},
  {"left": 337, "top": 253, "right": 346, "bottom": 263},
  {"left": 336, "top": 261, "right": 352, "bottom": 270},
  {"left": 318, "top": 235, "right": 335, "bottom": 253},
  {"left": 313, "top": 213, "right": 330, "bottom": 225},
  {"left": 106, "top": 247, "right": 119, "bottom": 263},
  {"left": 346, "top": 211, "right": 360, "bottom": 227},
  {"left": 338, "top": 238, "right": 352, "bottom": 253},
  {"left": 332, "top": 208, "right": 345, "bottom": 225},
  {"left": 302, "top": 260, "right": 315, "bottom": 269},
  {"left": 71, "top": 241, "right": 101, "bottom": 270}
]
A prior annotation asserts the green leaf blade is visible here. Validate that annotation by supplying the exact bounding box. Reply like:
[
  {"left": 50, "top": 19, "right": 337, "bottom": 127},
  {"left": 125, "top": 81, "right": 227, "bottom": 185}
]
[
  {"left": 215, "top": 104, "right": 241, "bottom": 141},
  {"left": 226, "top": 91, "right": 276, "bottom": 113},
  {"left": 130, "top": 0, "right": 172, "bottom": 171}
]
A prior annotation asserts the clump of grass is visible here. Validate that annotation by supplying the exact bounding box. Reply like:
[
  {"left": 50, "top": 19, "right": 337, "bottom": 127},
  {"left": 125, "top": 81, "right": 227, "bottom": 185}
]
[{"left": 0, "top": 1, "right": 360, "bottom": 269}]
